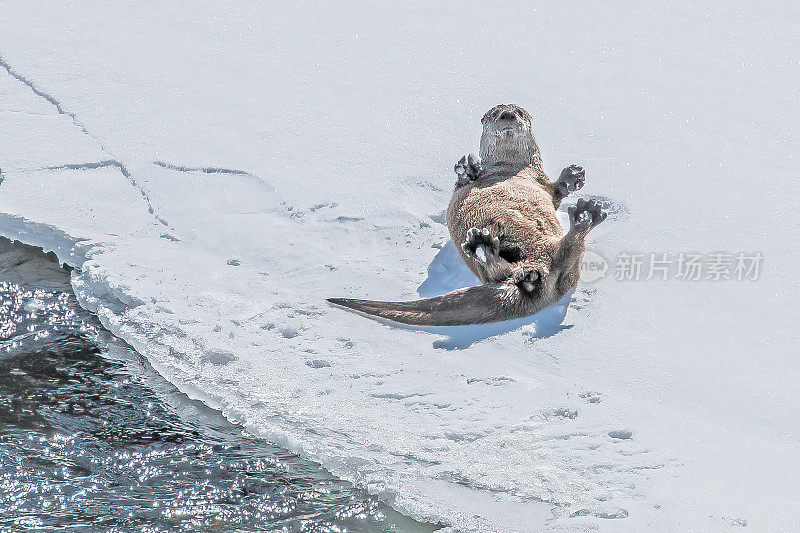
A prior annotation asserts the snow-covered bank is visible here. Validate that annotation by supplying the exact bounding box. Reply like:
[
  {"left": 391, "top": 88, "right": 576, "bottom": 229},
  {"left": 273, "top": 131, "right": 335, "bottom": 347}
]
[{"left": 1, "top": 2, "right": 799, "bottom": 531}]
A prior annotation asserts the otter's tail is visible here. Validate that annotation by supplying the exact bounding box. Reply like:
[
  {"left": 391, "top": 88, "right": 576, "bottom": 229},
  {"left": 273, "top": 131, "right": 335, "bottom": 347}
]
[{"left": 327, "top": 283, "right": 526, "bottom": 326}]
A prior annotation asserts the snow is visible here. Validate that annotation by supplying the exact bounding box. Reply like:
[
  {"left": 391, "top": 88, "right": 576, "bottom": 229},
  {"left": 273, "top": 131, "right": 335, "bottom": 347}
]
[{"left": 1, "top": 2, "right": 799, "bottom": 531}]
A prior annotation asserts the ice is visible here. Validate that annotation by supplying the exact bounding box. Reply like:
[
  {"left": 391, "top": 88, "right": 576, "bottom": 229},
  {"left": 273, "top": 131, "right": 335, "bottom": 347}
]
[{"left": 0, "top": 2, "right": 798, "bottom": 531}]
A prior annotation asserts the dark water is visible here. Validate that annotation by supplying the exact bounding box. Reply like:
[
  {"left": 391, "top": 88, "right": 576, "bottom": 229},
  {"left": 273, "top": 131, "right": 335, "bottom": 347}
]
[{"left": 0, "top": 238, "right": 438, "bottom": 533}]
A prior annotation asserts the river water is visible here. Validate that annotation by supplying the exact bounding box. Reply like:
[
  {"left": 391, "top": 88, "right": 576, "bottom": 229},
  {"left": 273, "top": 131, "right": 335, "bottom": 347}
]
[{"left": 0, "top": 237, "right": 437, "bottom": 533}]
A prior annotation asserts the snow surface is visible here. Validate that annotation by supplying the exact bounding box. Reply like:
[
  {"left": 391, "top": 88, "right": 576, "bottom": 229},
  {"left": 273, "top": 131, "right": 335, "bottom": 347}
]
[{"left": 1, "top": 2, "right": 799, "bottom": 531}]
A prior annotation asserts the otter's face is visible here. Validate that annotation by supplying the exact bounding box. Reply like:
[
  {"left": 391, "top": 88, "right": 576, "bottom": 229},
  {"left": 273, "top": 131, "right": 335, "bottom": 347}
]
[
  {"left": 479, "top": 104, "right": 540, "bottom": 166},
  {"left": 481, "top": 104, "right": 532, "bottom": 135}
]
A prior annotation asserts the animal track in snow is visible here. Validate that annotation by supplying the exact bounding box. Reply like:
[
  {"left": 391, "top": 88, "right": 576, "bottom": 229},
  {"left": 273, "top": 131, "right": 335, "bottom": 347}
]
[
  {"left": 608, "top": 430, "right": 633, "bottom": 440},
  {"left": 306, "top": 359, "right": 332, "bottom": 369},
  {"left": 580, "top": 391, "right": 603, "bottom": 404},
  {"left": 570, "top": 507, "right": 629, "bottom": 519}
]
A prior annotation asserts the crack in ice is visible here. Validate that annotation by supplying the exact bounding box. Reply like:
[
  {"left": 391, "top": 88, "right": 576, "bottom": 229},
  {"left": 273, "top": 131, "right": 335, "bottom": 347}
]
[
  {"left": 43, "top": 161, "right": 170, "bottom": 228},
  {"left": 153, "top": 160, "right": 260, "bottom": 179},
  {"left": 0, "top": 54, "right": 106, "bottom": 151},
  {"left": 0, "top": 56, "right": 172, "bottom": 229}
]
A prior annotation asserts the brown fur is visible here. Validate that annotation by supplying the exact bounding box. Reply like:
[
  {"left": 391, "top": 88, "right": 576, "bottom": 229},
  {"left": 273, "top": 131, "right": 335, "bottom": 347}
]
[
  {"left": 447, "top": 169, "right": 573, "bottom": 311},
  {"left": 329, "top": 104, "right": 605, "bottom": 325}
]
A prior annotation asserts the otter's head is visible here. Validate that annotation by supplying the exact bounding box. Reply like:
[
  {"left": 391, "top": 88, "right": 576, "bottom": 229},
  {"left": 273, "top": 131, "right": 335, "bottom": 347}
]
[{"left": 478, "top": 104, "right": 541, "bottom": 168}]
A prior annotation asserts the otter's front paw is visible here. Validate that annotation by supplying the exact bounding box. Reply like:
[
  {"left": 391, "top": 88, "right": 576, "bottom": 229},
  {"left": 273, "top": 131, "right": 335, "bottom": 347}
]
[
  {"left": 568, "top": 198, "right": 607, "bottom": 232},
  {"left": 454, "top": 154, "right": 484, "bottom": 187},
  {"left": 555, "top": 164, "right": 585, "bottom": 197},
  {"left": 462, "top": 227, "right": 499, "bottom": 262}
]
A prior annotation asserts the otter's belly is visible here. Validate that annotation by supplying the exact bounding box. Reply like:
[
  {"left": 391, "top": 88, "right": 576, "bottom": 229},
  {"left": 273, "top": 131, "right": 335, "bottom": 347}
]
[
  {"left": 446, "top": 178, "right": 563, "bottom": 280},
  {"left": 448, "top": 180, "right": 560, "bottom": 239}
]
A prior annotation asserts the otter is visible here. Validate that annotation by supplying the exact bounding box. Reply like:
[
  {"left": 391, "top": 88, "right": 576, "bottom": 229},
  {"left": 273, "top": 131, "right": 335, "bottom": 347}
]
[{"left": 328, "top": 104, "right": 607, "bottom": 326}]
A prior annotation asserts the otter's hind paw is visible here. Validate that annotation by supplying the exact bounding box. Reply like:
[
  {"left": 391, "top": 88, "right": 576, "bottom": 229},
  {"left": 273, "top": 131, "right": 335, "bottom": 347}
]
[
  {"left": 462, "top": 227, "right": 500, "bottom": 262},
  {"left": 454, "top": 154, "right": 484, "bottom": 188},
  {"left": 518, "top": 270, "right": 540, "bottom": 295},
  {"left": 555, "top": 164, "right": 585, "bottom": 197},
  {"left": 568, "top": 198, "right": 607, "bottom": 232}
]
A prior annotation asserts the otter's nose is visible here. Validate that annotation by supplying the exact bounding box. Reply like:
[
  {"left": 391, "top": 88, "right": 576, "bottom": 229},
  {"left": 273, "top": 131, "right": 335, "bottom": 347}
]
[{"left": 499, "top": 110, "right": 516, "bottom": 121}]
